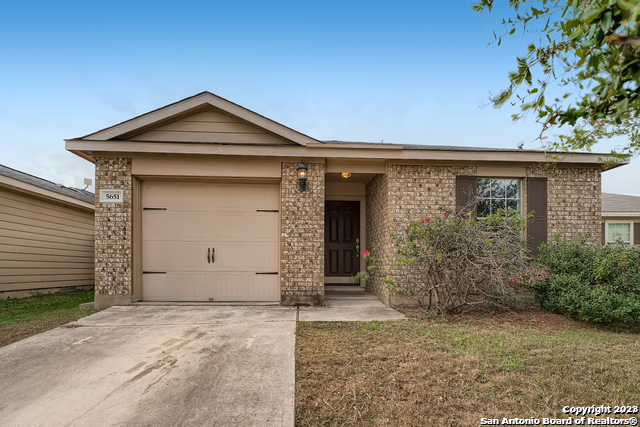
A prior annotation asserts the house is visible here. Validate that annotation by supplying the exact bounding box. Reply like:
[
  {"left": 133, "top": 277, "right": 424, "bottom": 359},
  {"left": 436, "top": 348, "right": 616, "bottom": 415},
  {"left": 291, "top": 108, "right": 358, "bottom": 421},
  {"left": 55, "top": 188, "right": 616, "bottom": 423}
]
[
  {"left": 601, "top": 193, "right": 640, "bottom": 245},
  {"left": 0, "top": 165, "right": 95, "bottom": 298},
  {"left": 64, "top": 92, "right": 628, "bottom": 307}
]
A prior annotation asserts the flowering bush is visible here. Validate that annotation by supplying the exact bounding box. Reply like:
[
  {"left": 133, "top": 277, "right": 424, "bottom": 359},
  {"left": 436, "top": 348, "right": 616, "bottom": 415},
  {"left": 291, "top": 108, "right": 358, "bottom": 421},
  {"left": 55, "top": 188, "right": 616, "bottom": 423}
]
[
  {"left": 362, "top": 206, "right": 533, "bottom": 313},
  {"left": 533, "top": 235, "right": 640, "bottom": 324}
]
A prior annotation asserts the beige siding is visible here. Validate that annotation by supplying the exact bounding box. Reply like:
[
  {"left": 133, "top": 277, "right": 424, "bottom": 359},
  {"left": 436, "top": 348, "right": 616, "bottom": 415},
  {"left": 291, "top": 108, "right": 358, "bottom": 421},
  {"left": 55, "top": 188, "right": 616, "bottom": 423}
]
[
  {"left": 0, "top": 187, "right": 94, "bottom": 292},
  {"left": 129, "top": 109, "right": 297, "bottom": 145}
]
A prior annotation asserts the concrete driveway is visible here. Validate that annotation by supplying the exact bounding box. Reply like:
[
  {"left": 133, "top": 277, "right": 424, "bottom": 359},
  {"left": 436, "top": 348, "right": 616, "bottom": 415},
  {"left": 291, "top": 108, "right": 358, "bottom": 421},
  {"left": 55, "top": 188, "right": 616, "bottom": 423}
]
[{"left": 0, "top": 306, "right": 297, "bottom": 427}]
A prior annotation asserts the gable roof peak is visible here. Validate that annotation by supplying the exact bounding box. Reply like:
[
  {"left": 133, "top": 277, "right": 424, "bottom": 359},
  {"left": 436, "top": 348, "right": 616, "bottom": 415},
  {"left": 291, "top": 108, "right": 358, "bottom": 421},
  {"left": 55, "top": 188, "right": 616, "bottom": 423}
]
[{"left": 78, "top": 91, "right": 320, "bottom": 146}]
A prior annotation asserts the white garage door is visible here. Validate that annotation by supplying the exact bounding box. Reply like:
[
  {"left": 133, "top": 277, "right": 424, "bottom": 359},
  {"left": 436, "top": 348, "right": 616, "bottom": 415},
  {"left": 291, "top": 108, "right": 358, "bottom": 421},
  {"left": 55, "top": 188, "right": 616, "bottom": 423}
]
[{"left": 142, "top": 182, "right": 280, "bottom": 302}]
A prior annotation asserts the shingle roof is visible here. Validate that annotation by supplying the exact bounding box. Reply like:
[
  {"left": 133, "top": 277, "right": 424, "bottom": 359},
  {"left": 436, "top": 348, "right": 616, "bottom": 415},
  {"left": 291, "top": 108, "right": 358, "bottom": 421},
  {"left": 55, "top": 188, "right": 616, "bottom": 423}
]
[
  {"left": 602, "top": 193, "right": 640, "bottom": 213},
  {"left": 323, "top": 140, "right": 548, "bottom": 153},
  {"left": 0, "top": 164, "right": 95, "bottom": 205}
]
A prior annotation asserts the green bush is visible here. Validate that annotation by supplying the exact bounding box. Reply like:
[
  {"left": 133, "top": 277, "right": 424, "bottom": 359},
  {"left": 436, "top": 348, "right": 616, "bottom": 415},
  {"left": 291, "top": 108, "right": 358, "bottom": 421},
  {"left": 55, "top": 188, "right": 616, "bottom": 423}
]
[{"left": 533, "top": 236, "right": 640, "bottom": 325}]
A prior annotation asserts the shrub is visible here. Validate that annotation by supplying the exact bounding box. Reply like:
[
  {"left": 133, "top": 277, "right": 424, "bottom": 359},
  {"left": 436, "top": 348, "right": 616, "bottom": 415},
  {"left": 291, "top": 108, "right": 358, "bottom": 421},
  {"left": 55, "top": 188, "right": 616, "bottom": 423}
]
[
  {"left": 362, "top": 206, "right": 534, "bottom": 314},
  {"left": 532, "top": 236, "right": 640, "bottom": 325}
]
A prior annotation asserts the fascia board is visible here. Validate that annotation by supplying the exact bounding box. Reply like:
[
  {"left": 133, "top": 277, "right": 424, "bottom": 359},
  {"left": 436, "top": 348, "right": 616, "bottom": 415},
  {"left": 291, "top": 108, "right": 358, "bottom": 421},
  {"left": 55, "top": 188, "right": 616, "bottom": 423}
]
[
  {"left": 0, "top": 176, "right": 95, "bottom": 211},
  {"left": 81, "top": 93, "right": 318, "bottom": 147},
  {"left": 65, "top": 139, "right": 625, "bottom": 167}
]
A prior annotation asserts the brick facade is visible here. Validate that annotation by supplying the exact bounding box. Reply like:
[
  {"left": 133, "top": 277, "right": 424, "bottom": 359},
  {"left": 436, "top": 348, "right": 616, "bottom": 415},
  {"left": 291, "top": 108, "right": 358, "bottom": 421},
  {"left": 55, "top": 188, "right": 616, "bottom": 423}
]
[
  {"left": 280, "top": 162, "right": 325, "bottom": 305},
  {"left": 365, "top": 165, "right": 477, "bottom": 298},
  {"left": 94, "top": 157, "right": 133, "bottom": 307},
  {"left": 527, "top": 166, "right": 601, "bottom": 241}
]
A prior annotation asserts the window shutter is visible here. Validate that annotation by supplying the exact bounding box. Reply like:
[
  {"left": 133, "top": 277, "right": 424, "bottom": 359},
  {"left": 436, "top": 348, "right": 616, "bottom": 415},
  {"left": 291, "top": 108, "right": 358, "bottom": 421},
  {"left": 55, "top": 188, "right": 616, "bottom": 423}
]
[
  {"left": 527, "top": 177, "right": 547, "bottom": 254},
  {"left": 635, "top": 223, "right": 640, "bottom": 245},
  {"left": 601, "top": 223, "right": 606, "bottom": 244},
  {"left": 456, "top": 176, "right": 476, "bottom": 208}
]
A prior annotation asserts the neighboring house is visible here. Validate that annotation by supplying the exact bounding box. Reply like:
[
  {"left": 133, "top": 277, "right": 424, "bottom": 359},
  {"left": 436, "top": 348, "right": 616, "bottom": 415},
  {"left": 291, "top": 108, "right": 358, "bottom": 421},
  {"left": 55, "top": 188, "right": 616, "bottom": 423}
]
[
  {"left": 601, "top": 193, "right": 640, "bottom": 245},
  {"left": 64, "top": 92, "right": 628, "bottom": 307},
  {"left": 0, "top": 165, "right": 95, "bottom": 298}
]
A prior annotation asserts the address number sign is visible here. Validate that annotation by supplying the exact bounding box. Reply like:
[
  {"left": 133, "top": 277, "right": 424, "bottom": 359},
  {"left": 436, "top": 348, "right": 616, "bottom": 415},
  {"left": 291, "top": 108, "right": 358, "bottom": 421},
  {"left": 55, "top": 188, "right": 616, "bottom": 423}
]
[{"left": 99, "top": 189, "right": 124, "bottom": 203}]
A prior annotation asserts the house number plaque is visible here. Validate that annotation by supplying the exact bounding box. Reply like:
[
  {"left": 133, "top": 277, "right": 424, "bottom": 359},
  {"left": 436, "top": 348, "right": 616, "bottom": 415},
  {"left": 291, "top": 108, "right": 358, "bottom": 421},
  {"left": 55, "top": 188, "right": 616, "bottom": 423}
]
[{"left": 99, "top": 189, "right": 124, "bottom": 203}]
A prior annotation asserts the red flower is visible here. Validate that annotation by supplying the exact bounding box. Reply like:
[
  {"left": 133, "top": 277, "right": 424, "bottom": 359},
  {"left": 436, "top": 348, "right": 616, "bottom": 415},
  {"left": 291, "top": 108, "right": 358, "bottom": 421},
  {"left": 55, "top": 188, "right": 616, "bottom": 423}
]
[
  {"left": 420, "top": 219, "right": 426, "bottom": 223},
  {"left": 407, "top": 226, "right": 411, "bottom": 230},
  {"left": 443, "top": 213, "right": 447, "bottom": 216},
  {"left": 363, "top": 250, "right": 369, "bottom": 256},
  {"left": 510, "top": 278, "right": 516, "bottom": 283},
  {"left": 426, "top": 218, "right": 431, "bottom": 222}
]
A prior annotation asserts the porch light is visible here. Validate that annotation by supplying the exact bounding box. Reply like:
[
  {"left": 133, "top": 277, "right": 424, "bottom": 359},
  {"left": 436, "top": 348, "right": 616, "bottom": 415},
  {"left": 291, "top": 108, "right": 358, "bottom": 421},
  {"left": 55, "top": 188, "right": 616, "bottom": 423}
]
[
  {"left": 341, "top": 172, "right": 352, "bottom": 179},
  {"left": 296, "top": 161, "right": 308, "bottom": 192}
]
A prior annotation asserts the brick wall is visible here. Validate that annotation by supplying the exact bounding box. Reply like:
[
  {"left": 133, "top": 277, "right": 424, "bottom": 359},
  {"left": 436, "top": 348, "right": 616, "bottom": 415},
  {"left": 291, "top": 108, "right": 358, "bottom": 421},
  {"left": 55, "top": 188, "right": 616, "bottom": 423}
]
[
  {"left": 280, "top": 162, "right": 325, "bottom": 305},
  {"left": 365, "top": 165, "right": 477, "bottom": 297},
  {"left": 527, "top": 165, "right": 601, "bottom": 241},
  {"left": 94, "top": 157, "right": 133, "bottom": 306},
  {"left": 364, "top": 173, "right": 391, "bottom": 296}
]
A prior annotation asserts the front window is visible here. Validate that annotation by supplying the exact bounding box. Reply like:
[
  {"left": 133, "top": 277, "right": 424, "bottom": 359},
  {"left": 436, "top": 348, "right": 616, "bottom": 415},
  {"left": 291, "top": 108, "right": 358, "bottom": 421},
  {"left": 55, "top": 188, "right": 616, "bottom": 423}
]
[
  {"left": 606, "top": 222, "right": 633, "bottom": 244},
  {"left": 477, "top": 178, "right": 522, "bottom": 216}
]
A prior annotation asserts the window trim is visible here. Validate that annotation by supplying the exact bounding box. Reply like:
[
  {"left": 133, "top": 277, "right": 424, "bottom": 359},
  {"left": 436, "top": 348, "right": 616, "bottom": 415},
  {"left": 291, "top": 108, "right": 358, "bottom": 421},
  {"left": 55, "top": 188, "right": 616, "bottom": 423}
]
[{"left": 604, "top": 220, "right": 634, "bottom": 245}]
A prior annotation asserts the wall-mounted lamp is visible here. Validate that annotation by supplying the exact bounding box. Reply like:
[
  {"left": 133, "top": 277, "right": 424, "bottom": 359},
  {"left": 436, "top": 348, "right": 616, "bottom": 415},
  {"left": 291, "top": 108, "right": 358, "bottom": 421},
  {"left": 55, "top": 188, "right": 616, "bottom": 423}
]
[
  {"left": 341, "top": 172, "right": 352, "bottom": 179},
  {"left": 296, "top": 161, "right": 308, "bottom": 192}
]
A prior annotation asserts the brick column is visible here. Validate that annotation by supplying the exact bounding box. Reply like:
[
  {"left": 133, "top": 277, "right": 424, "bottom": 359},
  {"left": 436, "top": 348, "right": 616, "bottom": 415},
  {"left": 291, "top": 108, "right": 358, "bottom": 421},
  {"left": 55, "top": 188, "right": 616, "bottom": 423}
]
[
  {"left": 280, "top": 162, "right": 325, "bottom": 305},
  {"left": 94, "top": 157, "right": 133, "bottom": 307}
]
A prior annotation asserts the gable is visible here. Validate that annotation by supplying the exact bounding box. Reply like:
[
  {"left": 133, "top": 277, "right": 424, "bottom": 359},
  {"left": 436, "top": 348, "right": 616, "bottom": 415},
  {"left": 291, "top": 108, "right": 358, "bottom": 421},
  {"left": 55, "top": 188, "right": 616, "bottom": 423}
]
[{"left": 125, "top": 108, "right": 297, "bottom": 145}]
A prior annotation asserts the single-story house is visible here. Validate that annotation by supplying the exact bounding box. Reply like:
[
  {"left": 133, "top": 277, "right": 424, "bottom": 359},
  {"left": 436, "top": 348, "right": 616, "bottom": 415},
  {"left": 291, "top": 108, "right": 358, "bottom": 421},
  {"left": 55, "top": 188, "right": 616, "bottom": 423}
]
[
  {"left": 64, "top": 92, "right": 628, "bottom": 308},
  {"left": 0, "top": 164, "right": 95, "bottom": 298},
  {"left": 601, "top": 193, "right": 640, "bottom": 245}
]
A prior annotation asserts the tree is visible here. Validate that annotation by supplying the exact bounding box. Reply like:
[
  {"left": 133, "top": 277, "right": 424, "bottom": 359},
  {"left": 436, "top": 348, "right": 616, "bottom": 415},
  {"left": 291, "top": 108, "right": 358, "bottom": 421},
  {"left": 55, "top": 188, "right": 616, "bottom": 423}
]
[{"left": 474, "top": 0, "right": 640, "bottom": 161}]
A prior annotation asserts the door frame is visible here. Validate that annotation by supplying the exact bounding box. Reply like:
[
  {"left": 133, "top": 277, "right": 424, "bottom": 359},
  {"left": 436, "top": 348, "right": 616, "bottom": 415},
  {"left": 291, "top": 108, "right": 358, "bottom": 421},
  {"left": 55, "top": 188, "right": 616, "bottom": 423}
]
[{"left": 324, "top": 196, "right": 366, "bottom": 287}]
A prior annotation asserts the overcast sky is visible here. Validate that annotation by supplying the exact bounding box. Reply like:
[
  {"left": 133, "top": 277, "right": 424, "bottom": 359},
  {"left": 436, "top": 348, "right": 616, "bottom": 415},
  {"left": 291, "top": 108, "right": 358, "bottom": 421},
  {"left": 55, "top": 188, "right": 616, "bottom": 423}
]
[{"left": 0, "top": 0, "right": 637, "bottom": 195}]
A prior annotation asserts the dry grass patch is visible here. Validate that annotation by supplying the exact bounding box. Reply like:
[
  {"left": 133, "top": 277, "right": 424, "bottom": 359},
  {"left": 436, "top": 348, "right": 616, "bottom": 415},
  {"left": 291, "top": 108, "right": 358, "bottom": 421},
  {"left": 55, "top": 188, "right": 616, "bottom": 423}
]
[{"left": 295, "top": 308, "right": 640, "bottom": 426}]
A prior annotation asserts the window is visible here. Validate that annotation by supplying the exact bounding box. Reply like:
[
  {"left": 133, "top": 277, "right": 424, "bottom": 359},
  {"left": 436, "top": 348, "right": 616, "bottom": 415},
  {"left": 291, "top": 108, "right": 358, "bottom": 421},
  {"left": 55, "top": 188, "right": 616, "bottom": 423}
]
[
  {"left": 477, "top": 178, "right": 522, "bottom": 216},
  {"left": 605, "top": 221, "right": 633, "bottom": 245}
]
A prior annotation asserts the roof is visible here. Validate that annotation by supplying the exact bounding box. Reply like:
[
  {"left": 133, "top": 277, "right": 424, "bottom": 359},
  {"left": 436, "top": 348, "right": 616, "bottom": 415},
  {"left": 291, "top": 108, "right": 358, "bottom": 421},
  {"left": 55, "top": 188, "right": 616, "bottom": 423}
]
[
  {"left": 0, "top": 164, "right": 95, "bottom": 205},
  {"left": 77, "top": 91, "right": 319, "bottom": 147},
  {"left": 602, "top": 193, "right": 640, "bottom": 216},
  {"left": 65, "top": 92, "right": 630, "bottom": 170},
  {"left": 323, "top": 140, "right": 546, "bottom": 152}
]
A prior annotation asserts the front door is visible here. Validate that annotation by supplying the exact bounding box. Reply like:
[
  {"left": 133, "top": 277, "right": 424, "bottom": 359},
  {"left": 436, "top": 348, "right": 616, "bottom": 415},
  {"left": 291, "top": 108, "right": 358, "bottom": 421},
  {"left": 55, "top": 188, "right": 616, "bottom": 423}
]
[{"left": 325, "top": 201, "right": 360, "bottom": 281}]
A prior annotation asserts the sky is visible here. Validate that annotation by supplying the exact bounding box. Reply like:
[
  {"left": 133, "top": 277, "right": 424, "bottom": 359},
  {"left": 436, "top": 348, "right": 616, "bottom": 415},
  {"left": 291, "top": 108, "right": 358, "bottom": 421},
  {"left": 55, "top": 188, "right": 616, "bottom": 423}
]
[{"left": 0, "top": 0, "right": 637, "bottom": 195}]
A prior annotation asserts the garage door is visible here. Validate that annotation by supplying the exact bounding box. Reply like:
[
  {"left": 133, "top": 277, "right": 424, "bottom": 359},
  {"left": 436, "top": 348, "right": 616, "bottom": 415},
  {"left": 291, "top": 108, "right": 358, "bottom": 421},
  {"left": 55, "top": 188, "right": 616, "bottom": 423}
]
[{"left": 142, "top": 182, "right": 280, "bottom": 302}]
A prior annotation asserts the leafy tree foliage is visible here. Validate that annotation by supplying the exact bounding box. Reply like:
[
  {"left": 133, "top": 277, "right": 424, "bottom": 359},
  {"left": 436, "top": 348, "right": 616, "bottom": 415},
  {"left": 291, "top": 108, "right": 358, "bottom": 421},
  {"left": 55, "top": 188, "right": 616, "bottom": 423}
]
[{"left": 474, "top": 0, "right": 640, "bottom": 160}]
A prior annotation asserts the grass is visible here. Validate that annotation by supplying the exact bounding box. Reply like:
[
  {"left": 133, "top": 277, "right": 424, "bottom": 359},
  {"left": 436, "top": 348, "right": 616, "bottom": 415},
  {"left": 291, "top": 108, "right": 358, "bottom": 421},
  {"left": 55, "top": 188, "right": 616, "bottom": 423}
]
[
  {"left": 295, "top": 307, "right": 640, "bottom": 426},
  {"left": 0, "top": 289, "right": 99, "bottom": 347}
]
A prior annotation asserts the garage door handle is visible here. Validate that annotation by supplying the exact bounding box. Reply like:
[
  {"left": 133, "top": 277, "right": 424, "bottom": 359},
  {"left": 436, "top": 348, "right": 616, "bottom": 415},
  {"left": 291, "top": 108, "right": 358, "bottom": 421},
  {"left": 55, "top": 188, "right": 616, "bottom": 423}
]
[
  {"left": 143, "top": 271, "right": 167, "bottom": 274},
  {"left": 207, "top": 248, "right": 211, "bottom": 264},
  {"left": 255, "top": 272, "right": 278, "bottom": 275}
]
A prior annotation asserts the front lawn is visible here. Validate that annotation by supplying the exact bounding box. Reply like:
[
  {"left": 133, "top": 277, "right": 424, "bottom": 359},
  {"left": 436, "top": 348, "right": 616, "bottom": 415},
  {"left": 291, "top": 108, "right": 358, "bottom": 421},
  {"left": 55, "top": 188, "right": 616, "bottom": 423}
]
[
  {"left": 295, "top": 307, "right": 640, "bottom": 426},
  {"left": 0, "top": 289, "right": 99, "bottom": 347}
]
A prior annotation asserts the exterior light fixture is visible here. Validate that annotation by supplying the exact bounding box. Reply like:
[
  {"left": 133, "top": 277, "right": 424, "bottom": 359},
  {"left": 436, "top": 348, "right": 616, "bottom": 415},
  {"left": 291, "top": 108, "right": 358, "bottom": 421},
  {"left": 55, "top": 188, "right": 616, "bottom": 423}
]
[
  {"left": 341, "top": 172, "right": 352, "bottom": 179},
  {"left": 296, "top": 161, "right": 308, "bottom": 192}
]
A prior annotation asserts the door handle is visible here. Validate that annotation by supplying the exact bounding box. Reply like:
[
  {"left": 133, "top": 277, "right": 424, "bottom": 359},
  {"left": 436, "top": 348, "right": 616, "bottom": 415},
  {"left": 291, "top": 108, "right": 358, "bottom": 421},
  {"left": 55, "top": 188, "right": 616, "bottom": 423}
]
[
  {"left": 211, "top": 248, "right": 215, "bottom": 264},
  {"left": 207, "top": 248, "right": 211, "bottom": 264},
  {"left": 356, "top": 244, "right": 360, "bottom": 257}
]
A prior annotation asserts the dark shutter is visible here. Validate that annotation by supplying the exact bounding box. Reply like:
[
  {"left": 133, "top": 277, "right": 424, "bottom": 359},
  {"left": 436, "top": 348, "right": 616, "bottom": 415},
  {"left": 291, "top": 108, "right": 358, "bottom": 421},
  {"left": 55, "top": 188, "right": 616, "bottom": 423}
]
[
  {"left": 601, "top": 223, "right": 606, "bottom": 244},
  {"left": 635, "top": 223, "right": 640, "bottom": 245},
  {"left": 456, "top": 176, "right": 477, "bottom": 209},
  {"left": 527, "top": 177, "right": 547, "bottom": 254}
]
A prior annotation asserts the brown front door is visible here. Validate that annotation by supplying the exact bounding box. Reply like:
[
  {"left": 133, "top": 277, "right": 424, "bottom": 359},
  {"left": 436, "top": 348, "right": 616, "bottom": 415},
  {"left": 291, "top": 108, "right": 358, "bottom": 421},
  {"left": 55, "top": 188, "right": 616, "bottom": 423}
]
[{"left": 325, "top": 201, "right": 360, "bottom": 278}]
